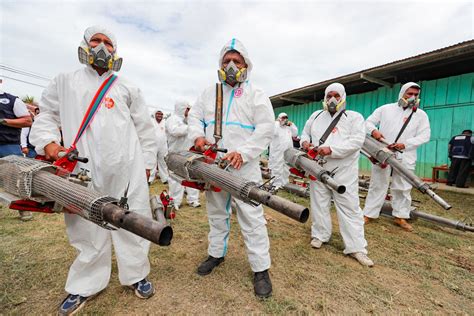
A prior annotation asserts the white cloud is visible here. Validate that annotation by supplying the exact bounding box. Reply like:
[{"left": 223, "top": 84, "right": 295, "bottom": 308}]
[{"left": 1, "top": 0, "right": 472, "bottom": 114}]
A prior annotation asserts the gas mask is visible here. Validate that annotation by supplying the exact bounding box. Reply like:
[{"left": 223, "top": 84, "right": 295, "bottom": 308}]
[
  {"left": 279, "top": 117, "right": 289, "bottom": 126},
  {"left": 323, "top": 97, "right": 345, "bottom": 114},
  {"left": 398, "top": 96, "right": 420, "bottom": 109},
  {"left": 78, "top": 40, "right": 123, "bottom": 72},
  {"left": 217, "top": 61, "right": 247, "bottom": 85}
]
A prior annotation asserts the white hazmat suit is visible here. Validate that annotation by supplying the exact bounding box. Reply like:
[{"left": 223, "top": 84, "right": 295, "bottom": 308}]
[
  {"left": 188, "top": 38, "right": 275, "bottom": 272},
  {"left": 269, "top": 112, "right": 298, "bottom": 188},
  {"left": 165, "top": 100, "right": 200, "bottom": 207},
  {"left": 30, "top": 26, "right": 157, "bottom": 297},
  {"left": 149, "top": 112, "right": 169, "bottom": 183},
  {"left": 363, "top": 82, "right": 431, "bottom": 219},
  {"left": 300, "top": 83, "right": 368, "bottom": 255}
]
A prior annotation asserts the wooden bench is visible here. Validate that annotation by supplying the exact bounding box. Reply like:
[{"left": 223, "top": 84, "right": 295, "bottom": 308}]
[
  {"left": 432, "top": 165, "right": 449, "bottom": 183},
  {"left": 432, "top": 164, "right": 474, "bottom": 184}
]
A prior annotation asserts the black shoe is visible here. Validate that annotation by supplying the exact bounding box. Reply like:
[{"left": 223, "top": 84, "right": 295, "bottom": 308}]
[
  {"left": 254, "top": 270, "right": 272, "bottom": 298},
  {"left": 197, "top": 256, "right": 224, "bottom": 276}
]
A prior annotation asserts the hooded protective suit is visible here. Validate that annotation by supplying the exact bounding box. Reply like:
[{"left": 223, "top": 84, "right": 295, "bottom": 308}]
[
  {"left": 149, "top": 110, "right": 169, "bottom": 183},
  {"left": 165, "top": 100, "right": 200, "bottom": 207},
  {"left": 269, "top": 113, "right": 298, "bottom": 188},
  {"left": 30, "top": 26, "right": 157, "bottom": 297},
  {"left": 363, "top": 82, "right": 431, "bottom": 219},
  {"left": 188, "top": 38, "right": 275, "bottom": 272},
  {"left": 300, "top": 83, "right": 368, "bottom": 255}
]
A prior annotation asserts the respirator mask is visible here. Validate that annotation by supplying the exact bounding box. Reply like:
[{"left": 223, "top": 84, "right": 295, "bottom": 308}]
[
  {"left": 398, "top": 96, "right": 420, "bottom": 109},
  {"left": 279, "top": 117, "right": 289, "bottom": 126},
  {"left": 78, "top": 39, "right": 123, "bottom": 71},
  {"left": 217, "top": 61, "right": 247, "bottom": 85},
  {"left": 323, "top": 97, "right": 345, "bottom": 114}
]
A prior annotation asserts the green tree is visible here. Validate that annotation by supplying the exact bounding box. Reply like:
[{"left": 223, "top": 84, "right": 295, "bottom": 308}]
[{"left": 22, "top": 95, "right": 35, "bottom": 104}]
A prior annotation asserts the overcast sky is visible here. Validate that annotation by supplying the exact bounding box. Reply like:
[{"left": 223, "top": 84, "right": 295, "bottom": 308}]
[{"left": 1, "top": 0, "right": 473, "bottom": 113}]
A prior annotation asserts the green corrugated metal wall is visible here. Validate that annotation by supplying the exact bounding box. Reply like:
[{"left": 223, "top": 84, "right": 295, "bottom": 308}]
[{"left": 274, "top": 72, "right": 474, "bottom": 178}]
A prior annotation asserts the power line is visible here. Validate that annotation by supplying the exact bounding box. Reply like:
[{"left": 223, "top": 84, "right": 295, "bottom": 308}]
[
  {"left": 0, "top": 65, "right": 51, "bottom": 81},
  {"left": 0, "top": 67, "right": 51, "bottom": 82},
  {"left": 0, "top": 63, "right": 51, "bottom": 81},
  {"left": 0, "top": 66, "right": 51, "bottom": 81},
  {"left": 0, "top": 63, "right": 51, "bottom": 80},
  {"left": 0, "top": 74, "right": 47, "bottom": 88}
]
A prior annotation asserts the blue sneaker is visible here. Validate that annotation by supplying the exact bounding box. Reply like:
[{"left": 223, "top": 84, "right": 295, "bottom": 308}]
[
  {"left": 132, "top": 278, "right": 155, "bottom": 299},
  {"left": 59, "top": 294, "right": 90, "bottom": 315}
]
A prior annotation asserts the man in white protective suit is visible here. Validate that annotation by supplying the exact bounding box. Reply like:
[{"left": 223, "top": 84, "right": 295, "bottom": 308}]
[
  {"left": 268, "top": 112, "right": 298, "bottom": 189},
  {"left": 30, "top": 26, "right": 158, "bottom": 315},
  {"left": 363, "top": 82, "right": 431, "bottom": 232},
  {"left": 165, "top": 100, "right": 201, "bottom": 209},
  {"left": 149, "top": 110, "right": 169, "bottom": 184},
  {"left": 188, "top": 38, "right": 275, "bottom": 298},
  {"left": 300, "top": 83, "right": 374, "bottom": 267}
]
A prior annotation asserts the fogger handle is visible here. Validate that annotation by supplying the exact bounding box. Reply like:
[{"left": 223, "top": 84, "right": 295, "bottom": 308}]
[{"left": 58, "top": 150, "right": 89, "bottom": 163}]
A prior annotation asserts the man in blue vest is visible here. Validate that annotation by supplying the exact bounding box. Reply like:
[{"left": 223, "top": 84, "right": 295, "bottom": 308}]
[
  {"left": 0, "top": 89, "right": 32, "bottom": 157},
  {"left": 447, "top": 130, "right": 473, "bottom": 188},
  {"left": 0, "top": 86, "right": 33, "bottom": 221}
]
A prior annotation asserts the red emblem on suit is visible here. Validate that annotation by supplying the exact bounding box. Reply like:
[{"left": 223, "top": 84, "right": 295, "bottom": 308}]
[
  {"left": 105, "top": 97, "right": 115, "bottom": 109},
  {"left": 234, "top": 88, "right": 243, "bottom": 98}
]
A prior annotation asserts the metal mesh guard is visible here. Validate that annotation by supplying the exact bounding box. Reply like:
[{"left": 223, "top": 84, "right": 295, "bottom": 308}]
[
  {"left": 0, "top": 156, "right": 118, "bottom": 227},
  {"left": 0, "top": 155, "right": 63, "bottom": 200},
  {"left": 91, "top": 196, "right": 119, "bottom": 229}
]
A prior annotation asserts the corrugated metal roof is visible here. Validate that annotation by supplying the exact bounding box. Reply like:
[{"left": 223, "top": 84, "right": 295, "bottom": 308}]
[{"left": 271, "top": 39, "right": 474, "bottom": 108}]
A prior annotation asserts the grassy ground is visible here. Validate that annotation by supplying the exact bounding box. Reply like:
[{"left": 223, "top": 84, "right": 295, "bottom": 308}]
[{"left": 1, "top": 182, "right": 473, "bottom": 314}]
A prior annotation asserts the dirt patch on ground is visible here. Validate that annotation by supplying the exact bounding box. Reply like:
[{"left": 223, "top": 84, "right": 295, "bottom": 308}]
[
  {"left": 455, "top": 255, "right": 474, "bottom": 273},
  {"left": 1, "top": 184, "right": 473, "bottom": 314}
]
